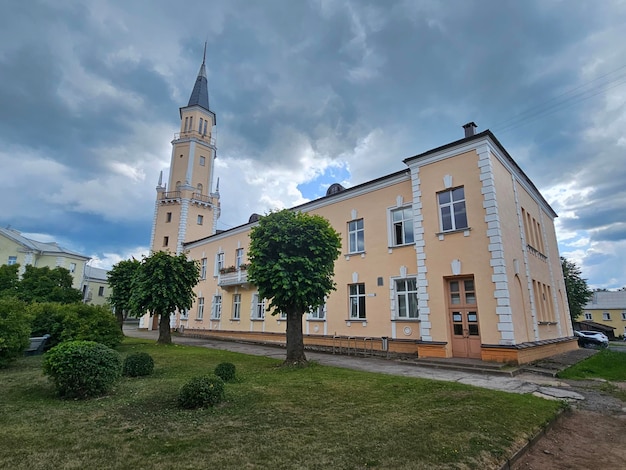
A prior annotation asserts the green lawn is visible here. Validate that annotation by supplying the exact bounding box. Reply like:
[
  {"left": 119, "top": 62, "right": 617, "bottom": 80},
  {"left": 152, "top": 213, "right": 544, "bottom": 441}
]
[
  {"left": 558, "top": 349, "right": 626, "bottom": 381},
  {"left": 0, "top": 338, "right": 564, "bottom": 469}
]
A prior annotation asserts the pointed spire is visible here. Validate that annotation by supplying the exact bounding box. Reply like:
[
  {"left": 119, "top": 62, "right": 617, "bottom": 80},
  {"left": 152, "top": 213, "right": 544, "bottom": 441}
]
[
  {"left": 187, "top": 44, "right": 210, "bottom": 111},
  {"left": 158, "top": 170, "right": 163, "bottom": 186},
  {"left": 215, "top": 177, "right": 220, "bottom": 194}
]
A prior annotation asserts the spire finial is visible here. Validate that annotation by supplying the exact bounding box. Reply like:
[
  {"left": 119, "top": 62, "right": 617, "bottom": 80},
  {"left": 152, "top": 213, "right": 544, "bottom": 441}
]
[{"left": 203, "top": 41, "right": 207, "bottom": 65}]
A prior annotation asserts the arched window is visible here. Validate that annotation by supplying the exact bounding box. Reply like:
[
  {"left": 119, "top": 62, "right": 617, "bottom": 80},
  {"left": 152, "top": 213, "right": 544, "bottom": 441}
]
[
  {"left": 203, "top": 120, "right": 208, "bottom": 135},
  {"left": 197, "top": 183, "right": 203, "bottom": 194},
  {"left": 176, "top": 181, "right": 181, "bottom": 191},
  {"left": 184, "top": 117, "right": 189, "bottom": 132},
  {"left": 199, "top": 118, "right": 203, "bottom": 133}
]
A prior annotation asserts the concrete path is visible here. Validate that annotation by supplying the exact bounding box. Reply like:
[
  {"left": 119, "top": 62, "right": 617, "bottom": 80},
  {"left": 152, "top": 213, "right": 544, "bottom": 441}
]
[{"left": 123, "top": 325, "right": 585, "bottom": 402}]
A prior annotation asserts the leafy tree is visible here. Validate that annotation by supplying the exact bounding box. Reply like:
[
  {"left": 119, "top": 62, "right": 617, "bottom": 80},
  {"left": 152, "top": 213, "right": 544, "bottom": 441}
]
[
  {"left": 247, "top": 210, "right": 341, "bottom": 365},
  {"left": 107, "top": 258, "right": 141, "bottom": 331},
  {"left": 130, "top": 251, "right": 199, "bottom": 344},
  {"left": 17, "top": 266, "right": 82, "bottom": 304},
  {"left": 0, "top": 264, "right": 19, "bottom": 298},
  {"left": 0, "top": 297, "right": 32, "bottom": 368},
  {"left": 561, "top": 257, "right": 593, "bottom": 324}
]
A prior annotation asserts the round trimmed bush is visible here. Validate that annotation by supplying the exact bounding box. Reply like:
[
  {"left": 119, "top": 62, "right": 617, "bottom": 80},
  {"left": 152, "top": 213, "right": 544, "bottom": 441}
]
[
  {"left": 178, "top": 375, "right": 225, "bottom": 409},
  {"left": 214, "top": 362, "right": 236, "bottom": 382},
  {"left": 43, "top": 340, "right": 122, "bottom": 398},
  {"left": 123, "top": 352, "right": 154, "bottom": 377}
]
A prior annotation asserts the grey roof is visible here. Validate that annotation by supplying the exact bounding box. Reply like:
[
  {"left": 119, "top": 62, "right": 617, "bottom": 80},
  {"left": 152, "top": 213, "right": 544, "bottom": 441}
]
[
  {"left": 585, "top": 290, "right": 626, "bottom": 310},
  {"left": 187, "top": 59, "right": 210, "bottom": 111},
  {"left": 84, "top": 266, "right": 109, "bottom": 281},
  {"left": 0, "top": 227, "right": 89, "bottom": 260}
]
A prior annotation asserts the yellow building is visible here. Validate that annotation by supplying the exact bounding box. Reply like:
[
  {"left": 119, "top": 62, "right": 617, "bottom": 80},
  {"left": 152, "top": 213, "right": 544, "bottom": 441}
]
[
  {"left": 146, "top": 55, "right": 576, "bottom": 364},
  {"left": 582, "top": 291, "right": 626, "bottom": 339},
  {"left": 0, "top": 227, "right": 89, "bottom": 289},
  {"left": 81, "top": 266, "right": 110, "bottom": 306}
]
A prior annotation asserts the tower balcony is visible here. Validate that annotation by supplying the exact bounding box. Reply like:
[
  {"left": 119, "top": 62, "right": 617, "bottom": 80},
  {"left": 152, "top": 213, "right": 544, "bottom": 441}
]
[
  {"left": 173, "top": 130, "right": 216, "bottom": 147},
  {"left": 218, "top": 268, "right": 249, "bottom": 288},
  {"left": 159, "top": 191, "right": 181, "bottom": 202}
]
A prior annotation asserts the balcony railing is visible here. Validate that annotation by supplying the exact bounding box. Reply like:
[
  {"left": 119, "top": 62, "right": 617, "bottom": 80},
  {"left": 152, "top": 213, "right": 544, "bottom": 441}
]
[
  {"left": 526, "top": 244, "right": 548, "bottom": 261},
  {"left": 192, "top": 192, "right": 210, "bottom": 203},
  {"left": 173, "top": 130, "right": 216, "bottom": 146},
  {"left": 218, "top": 269, "right": 249, "bottom": 287},
  {"left": 159, "top": 191, "right": 181, "bottom": 201}
]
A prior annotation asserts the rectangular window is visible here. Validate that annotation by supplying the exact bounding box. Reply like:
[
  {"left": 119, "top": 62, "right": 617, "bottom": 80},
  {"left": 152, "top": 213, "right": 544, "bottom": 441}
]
[
  {"left": 166, "top": 212, "right": 172, "bottom": 223},
  {"left": 348, "top": 219, "right": 364, "bottom": 253},
  {"left": 395, "top": 278, "right": 419, "bottom": 319},
  {"left": 163, "top": 236, "right": 169, "bottom": 247},
  {"left": 200, "top": 258, "right": 207, "bottom": 280},
  {"left": 7, "top": 256, "right": 17, "bottom": 265},
  {"left": 438, "top": 187, "right": 468, "bottom": 232},
  {"left": 204, "top": 120, "right": 208, "bottom": 135},
  {"left": 197, "top": 297, "right": 205, "bottom": 320},
  {"left": 622, "top": 312, "right": 626, "bottom": 321},
  {"left": 197, "top": 215, "right": 204, "bottom": 225},
  {"left": 232, "top": 294, "right": 241, "bottom": 320},
  {"left": 391, "top": 207, "right": 414, "bottom": 246},
  {"left": 349, "top": 283, "right": 366, "bottom": 319},
  {"left": 308, "top": 304, "right": 326, "bottom": 320},
  {"left": 180, "top": 309, "right": 189, "bottom": 320},
  {"left": 236, "top": 248, "right": 244, "bottom": 268},
  {"left": 198, "top": 118, "right": 204, "bottom": 133},
  {"left": 199, "top": 156, "right": 206, "bottom": 166},
  {"left": 603, "top": 312, "right": 611, "bottom": 321},
  {"left": 279, "top": 311, "right": 287, "bottom": 320},
  {"left": 215, "top": 252, "right": 224, "bottom": 275},
  {"left": 69, "top": 262, "right": 76, "bottom": 273},
  {"left": 584, "top": 312, "right": 593, "bottom": 320},
  {"left": 189, "top": 117, "right": 193, "bottom": 132},
  {"left": 252, "top": 294, "right": 265, "bottom": 320},
  {"left": 211, "top": 295, "right": 222, "bottom": 320},
  {"left": 184, "top": 117, "right": 189, "bottom": 132},
  {"left": 98, "top": 286, "right": 105, "bottom": 297}
]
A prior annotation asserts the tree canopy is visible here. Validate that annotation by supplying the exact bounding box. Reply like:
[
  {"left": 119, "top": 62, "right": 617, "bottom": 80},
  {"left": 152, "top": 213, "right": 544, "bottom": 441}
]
[
  {"left": 247, "top": 209, "right": 341, "bottom": 364},
  {"left": 561, "top": 257, "right": 593, "bottom": 324},
  {"left": 0, "top": 264, "right": 19, "bottom": 298},
  {"left": 16, "top": 265, "right": 82, "bottom": 304},
  {"left": 107, "top": 258, "right": 141, "bottom": 330},
  {"left": 130, "top": 251, "right": 199, "bottom": 344}
]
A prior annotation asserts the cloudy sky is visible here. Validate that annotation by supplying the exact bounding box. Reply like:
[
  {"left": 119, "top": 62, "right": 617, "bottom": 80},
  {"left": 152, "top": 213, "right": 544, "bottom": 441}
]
[{"left": 1, "top": 0, "right": 625, "bottom": 289}]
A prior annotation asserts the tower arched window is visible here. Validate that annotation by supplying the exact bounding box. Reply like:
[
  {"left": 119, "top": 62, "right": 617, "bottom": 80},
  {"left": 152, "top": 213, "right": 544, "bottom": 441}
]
[
  {"left": 197, "top": 183, "right": 203, "bottom": 195},
  {"left": 203, "top": 120, "right": 208, "bottom": 135},
  {"left": 199, "top": 118, "right": 203, "bottom": 133},
  {"left": 189, "top": 117, "right": 193, "bottom": 132},
  {"left": 184, "top": 117, "right": 188, "bottom": 132},
  {"left": 176, "top": 181, "right": 181, "bottom": 191}
]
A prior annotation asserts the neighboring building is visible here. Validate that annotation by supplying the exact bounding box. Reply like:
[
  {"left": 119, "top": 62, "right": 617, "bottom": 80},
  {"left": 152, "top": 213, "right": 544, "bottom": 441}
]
[
  {"left": 0, "top": 227, "right": 90, "bottom": 289},
  {"left": 82, "top": 265, "right": 110, "bottom": 306},
  {"left": 145, "top": 53, "right": 576, "bottom": 364},
  {"left": 581, "top": 290, "right": 626, "bottom": 339}
]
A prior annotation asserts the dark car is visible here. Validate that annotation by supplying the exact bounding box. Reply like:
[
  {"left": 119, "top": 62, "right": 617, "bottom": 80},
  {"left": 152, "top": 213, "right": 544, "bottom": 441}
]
[{"left": 574, "top": 330, "right": 609, "bottom": 348}]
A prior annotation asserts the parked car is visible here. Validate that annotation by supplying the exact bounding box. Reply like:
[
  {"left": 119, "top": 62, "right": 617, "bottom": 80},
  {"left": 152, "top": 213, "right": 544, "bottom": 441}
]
[{"left": 574, "top": 330, "right": 609, "bottom": 348}]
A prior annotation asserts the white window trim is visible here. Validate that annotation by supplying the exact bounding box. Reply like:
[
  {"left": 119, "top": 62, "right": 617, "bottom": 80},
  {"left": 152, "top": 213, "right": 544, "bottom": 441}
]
[
  {"left": 437, "top": 187, "right": 468, "bottom": 232},
  {"left": 393, "top": 277, "right": 420, "bottom": 320},
  {"left": 214, "top": 252, "right": 224, "bottom": 276},
  {"left": 211, "top": 295, "right": 222, "bottom": 320},
  {"left": 252, "top": 294, "right": 265, "bottom": 320},
  {"left": 197, "top": 297, "right": 205, "bottom": 320},
  {"left": 307, "top": 303, "right": 326, "bottom": 321},
  {"left": 388, "top": 206, "right": 415, "bottom": 247},
  {"left": 200, "top": 258, "right": 207, "bottom": 280},
  {"left": 348, "top": 219, "right": 365, "bottom": 254},
  {"left": 349, "top": 283, "right": 366, "bottom": 319},
  {"left": 232, "top": 294, "right": 241, "bottom": 320}
]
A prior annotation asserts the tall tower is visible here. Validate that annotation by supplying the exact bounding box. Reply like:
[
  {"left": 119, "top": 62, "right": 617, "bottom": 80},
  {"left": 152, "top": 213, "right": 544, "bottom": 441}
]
[{"left": 150, "top": 47, "right": 220, "bottom": 255}]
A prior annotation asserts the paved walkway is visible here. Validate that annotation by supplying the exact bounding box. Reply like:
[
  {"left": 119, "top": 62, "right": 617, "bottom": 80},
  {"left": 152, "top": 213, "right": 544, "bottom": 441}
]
[{"left": 123, "top": 325, "right": 585, "bottom": 402}]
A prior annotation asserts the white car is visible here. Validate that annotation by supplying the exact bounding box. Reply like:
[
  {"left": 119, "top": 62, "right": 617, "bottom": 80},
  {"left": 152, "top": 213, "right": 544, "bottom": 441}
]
[{"left": 574, "top": 330, "right": 609, "bottom": 348}]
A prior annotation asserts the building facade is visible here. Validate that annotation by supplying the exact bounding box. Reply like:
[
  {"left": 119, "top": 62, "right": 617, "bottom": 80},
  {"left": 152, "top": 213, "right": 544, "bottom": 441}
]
[
  {"left": 0, "top": 227, "right": 90, "bottom": 289},
  {"left": 81, "top": 266, "right": 111, "bottom": 306},
  {"left": 582, "top": 290, "right": 626, "bottom": 339},
  {"left": 146, "top": 57, "right": 576, "bottom": 364}
]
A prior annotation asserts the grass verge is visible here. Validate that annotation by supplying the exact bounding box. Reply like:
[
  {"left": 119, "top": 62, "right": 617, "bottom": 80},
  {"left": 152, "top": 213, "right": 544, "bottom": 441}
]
[
  {"left": 557, "top": 349, "right": 626, "bottom": 381},
  {"left": 0, "top": 338, "right": 565, "bottom": 469}
]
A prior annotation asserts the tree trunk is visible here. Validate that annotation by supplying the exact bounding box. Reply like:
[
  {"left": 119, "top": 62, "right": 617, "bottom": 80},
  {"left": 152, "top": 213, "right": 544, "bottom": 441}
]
[
  {"left": 157, "top": 312, "right": 172, "bottom": 344},
  {"left": 285, "top": 308, "right": 307, "bottom": 365},
  {"left": 115, "top": 309, "right": 124, "bottom": 333}
]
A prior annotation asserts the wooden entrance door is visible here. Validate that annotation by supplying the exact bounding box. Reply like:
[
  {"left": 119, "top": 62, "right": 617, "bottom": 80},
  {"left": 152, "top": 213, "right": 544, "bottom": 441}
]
[{"left": 448, "top": 277, "right": 481, "bottom": 359}]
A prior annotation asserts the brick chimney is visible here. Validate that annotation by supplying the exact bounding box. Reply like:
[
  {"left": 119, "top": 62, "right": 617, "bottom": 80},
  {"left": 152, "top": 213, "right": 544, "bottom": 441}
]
[{"left": 463, "top": 122, "right": 477, "bottom": 138}]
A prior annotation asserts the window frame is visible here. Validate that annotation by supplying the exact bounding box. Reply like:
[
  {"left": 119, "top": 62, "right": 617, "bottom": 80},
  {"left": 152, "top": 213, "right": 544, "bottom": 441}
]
[
  {"left": 199, "top": 156, "right": 206, "bottom": 166},
  {"left": 98, "top": 286, "right": 105, "bottom": 297},
  {"left": 235, "top": 248, "right": 244, "bottom": 268},
  {"left": 232, "top": 293, "right": 241, "bottom": 320},
  {"left": 584, "top": 312, "right": 593, "bottom": 320},
  {"left": 197, "top": 297, "right": 205, "bottom": 320},
  {"left": 211, "top": 294, "right": 222, "bottom": 320},
  {"left": 602, "top": 312, "right": 611, "bottom": 321},
  {"left": 394, "top": 278, "right": 419, "bottom": 319},
  {"left": 347, "top": 219, "right": 365, "bottom": 254},
  {"left": 390, "top": 206, "right": 415, "bottom": 247},
  {"left": 349, "top": 283, "right": 366, "bottom": 319},
  {"left": 252, "top": 294, "right": 265, "bottom": 320},
  {"left": 7, "top": 256, "right": 17, "bottom": 265},
  {"left": 197, "top": 215, "right": 204, "bottom": 225},
  {"left": 200, "top": 258, "right": 207, "bottom": 280},
  {"left": 215, "top": 252, "right": 224, "bottom": 276},
  {"left": 437, "top": 186, "right": 468, "bottom": 232},
  {"left": 307, "top": 304, "right": 326, "bottom": 320}
]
